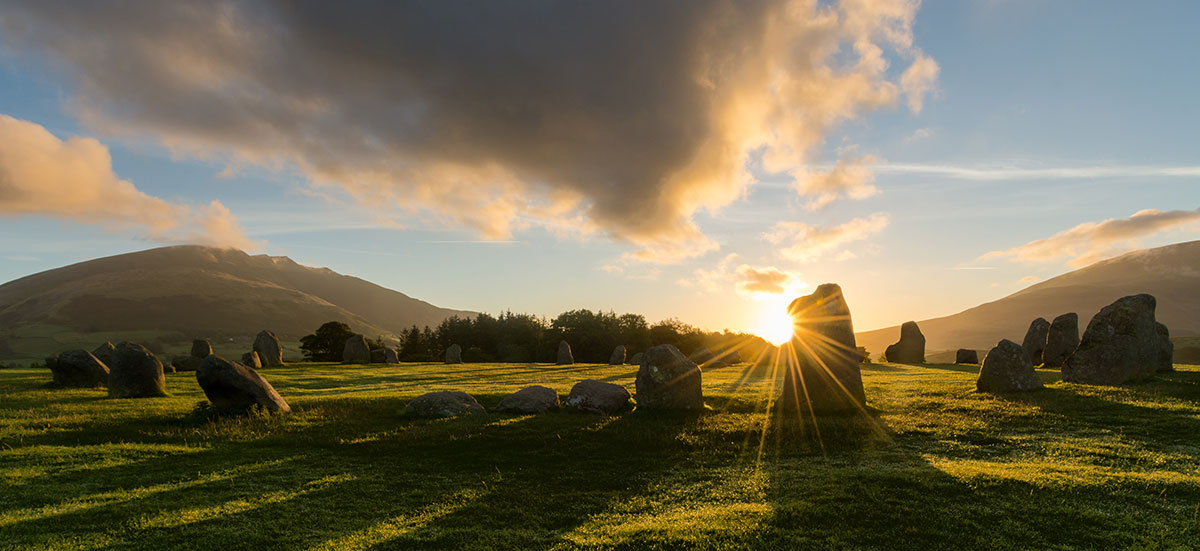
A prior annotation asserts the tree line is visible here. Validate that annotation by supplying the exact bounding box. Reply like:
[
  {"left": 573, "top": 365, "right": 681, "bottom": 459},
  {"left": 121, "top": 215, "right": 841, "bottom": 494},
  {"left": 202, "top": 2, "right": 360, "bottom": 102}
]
[{"left": 300, "top": 309, "right": 774, "bottom": 364}]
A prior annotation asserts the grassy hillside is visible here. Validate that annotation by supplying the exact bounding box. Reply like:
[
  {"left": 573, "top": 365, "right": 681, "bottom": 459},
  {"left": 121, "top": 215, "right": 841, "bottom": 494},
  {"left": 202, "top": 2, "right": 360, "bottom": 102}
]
[{"left": 1, "top": 360, "right": 1198, "bottom": 549}]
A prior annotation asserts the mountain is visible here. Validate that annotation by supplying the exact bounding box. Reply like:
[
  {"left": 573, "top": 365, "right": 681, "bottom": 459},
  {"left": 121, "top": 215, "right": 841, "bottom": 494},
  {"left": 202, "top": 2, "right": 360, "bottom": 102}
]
[
  {"left": 856, "top": 240, "right": 1200, "bottom": 356},
  {"left": 0, "top": 245, "right": 475, "bottom": 341}
]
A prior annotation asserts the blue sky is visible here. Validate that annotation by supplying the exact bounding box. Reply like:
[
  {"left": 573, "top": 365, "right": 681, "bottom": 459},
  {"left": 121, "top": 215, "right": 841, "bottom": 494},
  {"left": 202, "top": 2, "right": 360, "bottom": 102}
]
[{"left": 1, "top": 0, "right": 1198, "bottom": 338}]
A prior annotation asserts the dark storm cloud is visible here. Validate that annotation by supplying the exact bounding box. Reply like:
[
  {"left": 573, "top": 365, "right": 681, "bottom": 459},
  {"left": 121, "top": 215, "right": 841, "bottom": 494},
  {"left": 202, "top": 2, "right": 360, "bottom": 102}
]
[{"left": 0, "top": 0, "right": 934, "bottom": 260}]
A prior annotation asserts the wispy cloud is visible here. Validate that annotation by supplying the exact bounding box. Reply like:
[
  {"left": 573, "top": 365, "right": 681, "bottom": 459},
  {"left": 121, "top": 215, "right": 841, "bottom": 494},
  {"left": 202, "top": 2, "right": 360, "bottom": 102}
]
[
  {"left": 983, "top": 208, "right": 1200, "bottom": 267},
  {"left": 764, "top": 213, "right": 890, "bottom": 263},
  {"left": 679, "top": 254, "right": 803, "bottom": 298},
  {"left": 875, "top": 163, "right": 1200, "bottom": 181}
]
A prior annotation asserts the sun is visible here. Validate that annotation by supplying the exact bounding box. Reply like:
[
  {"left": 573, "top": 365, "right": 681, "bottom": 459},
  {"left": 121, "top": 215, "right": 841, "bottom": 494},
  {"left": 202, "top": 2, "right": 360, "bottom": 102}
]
[{"left": 752, "top": 303, "right": 796, "bottom": 346}]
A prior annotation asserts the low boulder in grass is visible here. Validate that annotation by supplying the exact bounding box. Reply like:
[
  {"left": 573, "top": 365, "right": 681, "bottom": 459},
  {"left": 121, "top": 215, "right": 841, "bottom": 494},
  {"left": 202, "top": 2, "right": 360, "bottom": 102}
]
[
  {"left": 976, "top": 339, "right": 1043, "bottom": 392},
  {"left": 406, "top": 391, "right": 486, "bottom": 418},
  {"left": 197, "top": 355, "right": 291, "bottom": 413},
  {"left": 495, "top": 385, "right": 560, "bottom": 414},
  {"left": 955, "top": 349, "right": 979, "bottom": 364},
  {"left": 108, "top": 342, "right": 167, "bottom": 398},
  {"left": 564, "top": 379, "right": 631, "bottom": 415},
  {"left": 190, "top": 339, "right": 213, "bottom": 359},
  {"left": 52, "top": 349, "right": 109, "bottom": 387},
  {"left": 171, "top": 355, "right": 205, "bottom": 372},
  {"left": 636, "top": 344, "right": 703, "bottom": 410},
  {"left": 241, "top": 351, "right": 262, "bottom": 369}
]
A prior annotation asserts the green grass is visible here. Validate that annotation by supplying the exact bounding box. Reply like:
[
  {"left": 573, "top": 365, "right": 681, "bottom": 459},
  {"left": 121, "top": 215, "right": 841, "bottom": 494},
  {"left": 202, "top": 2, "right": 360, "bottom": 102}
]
[{"left": 1, "top": 360, "right": 1198, "bottom": 550}]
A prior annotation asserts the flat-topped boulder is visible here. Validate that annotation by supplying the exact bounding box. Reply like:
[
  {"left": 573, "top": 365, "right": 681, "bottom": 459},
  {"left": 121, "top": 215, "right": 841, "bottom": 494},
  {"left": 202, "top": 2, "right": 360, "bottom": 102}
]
[
  {"left": 108, "top": 342, "right": 167, "bottom": 398},
  {"left": 197, "top": 355, "right": 290, "bottom": 413},
  {"left": 557, "top": 341, "right": 574, "bottom": 365},
  {"left": 609, "top": 345, "right": 626, "bottom": 365},
  {"left": 405, "top": 391, "right": 485, "bottom": 417},
  {"left": 780, "top": 283, "right": 866, "bottom": 413},
  {"left": 1042, "top": 313, "right": 1079, "bottom": 368},
  {"left": 342, "top": 335, "right": 371, "bottom": 364},
  {"left": 976, "top": 339, "right": 1043, "bottom": 392},
  {"left": 254, "top": 330, "right": 284, "bottom": 367},
  {"left": 564, "top": 379, "right": 631, "bottom": 415},
  {"left": 1064, "top": 294, "right": 1161, "bottom": 385},
  {"left": 241, "top": 351, "right": 262, "bottom": 369},
  {"left": 1021, "top": 317, "right": 1051, "bottom": 365},
  {"left": 884, "top": 321, "right": 925, "bottom": 364},
  {"left": 92, "top": 342, "right": 115, "bottom": 366},
  {"left": 1156, "top": 322, "right": 1174, "bottom": 372},
  {"left": 190, "top": 339, "right": 213, "bottom": 359},
  {"left": 955, "top": 349, "right": 979, "bottom": 364},
  {"left": 444, "top": 344, "right": 463, "bottom": 364},
  {"left": 636, "top": 344, "right": 703, "bottom": 410},
  {"left": 495, "top": 385, "right": 560, "bottom": 414},
  {"left": 51, "top": 349, "right": 109, "bottom": 388},
  {"left": 170, "top": 355, "right": 205, "bottom": 372}
]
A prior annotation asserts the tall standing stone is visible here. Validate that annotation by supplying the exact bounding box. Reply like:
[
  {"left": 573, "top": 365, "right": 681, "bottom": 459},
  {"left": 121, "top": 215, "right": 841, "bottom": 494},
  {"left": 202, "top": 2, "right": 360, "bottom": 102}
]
[
  {"left": 884, "top": 321, "right": 925, "bottom": 364},
  {"left": 1156, "top": 322, "right": 1174, "bottom": 372},
  {"left": 1021, "top": 318, "right": 1051, "bottom": 365},
  {"left": 383, "top": 348, "right": 400, "bottom": 364},
  {"left": 108, "top": 342, "right": 167, "bottom": 398},
  {"left": 190, "top": 339, "right": 213, "bottom": 359},
  {"left": 609, "top": 345, "right": 626, "bottom": 365},
  {"left": 1063, "top": 294, "right": 1162, "bottom": 385},
  {"left": 635, "top": 344, "right": 703, "bottom": 410},
  {"left": 1042, "top": 313, "right": 1079, "bottom": 368},
  {"left": 557, "top": 341, "right": 574, "bottom": 365},
  {"left": 976, "top": 339, "right": 1043, "bottom": 392},
  {"left": 444, "top": 344, "right": 463, "bottom": 364},
  {"left": 253, "top": 330, "right": 284, "bottom": 367},
  {"left": 51, "top": 349, "right": 109, "bottom": 387},
  {"left": 197, "top": 355, "right": 290, "bottom": 413},
  {"left": 779, "top": 283, "right": 866, "bottom": 413},
  {"left": 343, "top": 334, "right": 371, "bottom": 364},
  {"left": 241, "top": 351, "right": 263, "bottom": 369}
]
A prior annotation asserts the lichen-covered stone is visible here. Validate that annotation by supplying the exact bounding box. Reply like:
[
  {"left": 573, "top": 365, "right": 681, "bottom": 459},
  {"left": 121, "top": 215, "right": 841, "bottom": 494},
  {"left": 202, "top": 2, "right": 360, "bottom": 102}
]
[
  {"left": 636, "top": 344, "right": 703, "bottom": 410},
  {"left": 564, "top": 379, "right": 631, "bottom": 415},
  {"left": 51, "top": 349, "right": 109, "bottom": 388},
  {"left": 495, "top": 385, "right": 560, "bottom": 414},
  {"left": 976, "top": 339, "right": 1043, "bottom": 392},
  {"left": 108, "top": 342, "right": 167, "bottom": 398},
  {"left": 405, "top": 391, "right": 485, "bottom": 417},
  {"left": 1063, "top": 294, "right": 1161, "bottom": 385},
  {"left": 342, "top": 334, "right": 371, "bottom": 364},
  {"left": 197, "top": 355, "right": 290, "bottom": 413}
]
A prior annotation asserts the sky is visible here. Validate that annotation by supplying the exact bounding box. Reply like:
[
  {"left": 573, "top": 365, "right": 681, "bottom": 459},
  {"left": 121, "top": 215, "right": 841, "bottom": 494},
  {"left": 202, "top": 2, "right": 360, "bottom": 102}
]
[{"left": 1, "top": 0, "right": 1199, "bottom": 339}]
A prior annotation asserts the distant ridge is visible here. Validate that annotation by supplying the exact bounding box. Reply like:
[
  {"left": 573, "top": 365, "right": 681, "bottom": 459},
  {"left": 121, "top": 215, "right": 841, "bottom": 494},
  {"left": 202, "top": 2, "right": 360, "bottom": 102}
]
[
  {"left": 856, "top": 240, "right": 1200, "bottom": 355},
  {"left": 0, "top": 245, "right": 476, "bottom": 340}
]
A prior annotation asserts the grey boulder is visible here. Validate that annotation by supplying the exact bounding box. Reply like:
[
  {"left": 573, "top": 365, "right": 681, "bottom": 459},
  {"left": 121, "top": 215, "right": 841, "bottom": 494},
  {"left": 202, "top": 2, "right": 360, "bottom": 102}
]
[
  {"left": 1156, "top": 322, "right": 1174, "bottom": 372},
  {"left": 609, "top": 345, "right": 626, "bottom": 365},
  {"left": 190, "top": 339, "right": 213, "bottom": 359},
  {"left": 241, "top": 351, "right": 263, "bottom": 369},
  {"left": 196, "top": 355, "right": 290, "bottom": 413},
  {"left": 170, "top": 355, "right": 205, "bottom": 372},
  {"left": 976, "top": 339, "right": 1043, "bottom": 392},
  {"left": 1063, "top": 294, "right": 1162, "bottom": 385},
  {"left": 557, "top": 341, "right": 574, "bottom": 365},
  {"left": 342, "top": 334, "right": 371, "bottom": 364},
  {"left": 884, "top": 321, "right": 925, "bottom": 364},
  {"left": 955, "top": 349, "right": 979, "bottom": 364},
  {"left": 254, "top": 330, "right": 284, "bottom": 367},
  {"left": 92, "top": 341, "right": 116, "bottom": 366},
  {"left": 495, "top": 385, "right": 560, "bottom": 414},
  {"left": 1042, "top": 313, "right": 1079, "bottom": 368},
  {"left": 564, "top": 379, "right": 631, "bottom": 415},
  {"left": 1021, "top": 318, "right": 1051, "bottom": 365},
  {"left": 108, "top": 342, "right": 167, "bottom": 398},
  {"left": 636, "top": 344, "right": 703, "bottom": 410},
  {"left": 444, "top": 344, "right": 463, "bottom": 364},
  {"left": 51, "top": 349, "right": 109, "bottom": 388},
  {"left": 406, "top": 391, "right": 485, "bottom": 417}
]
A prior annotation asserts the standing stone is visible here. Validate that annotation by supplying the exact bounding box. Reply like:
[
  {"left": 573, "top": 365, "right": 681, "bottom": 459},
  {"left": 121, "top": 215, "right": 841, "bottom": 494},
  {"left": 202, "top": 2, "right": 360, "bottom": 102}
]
[
  {"left": 1156, "top": 323, "right": 1174, "bottom": 372},
  {"left": 190, "top": 339, "right": 213, "bottom": 359},
  {"left": 343, "top": 335, "right": 372, "bottom": 364},
  {"left": 253, "top": 330, "right": 284, "bottom": 367},
  {"left": 636, "top": 344, "right": 704, "bottom": 410},
  {"left": 495, "top": 385, "right": 560, "bottom": 414},
  {"left": 629, "top": 352, "right": 645, "bottom": 365},
  {"left": 92, "top": 342, "right": 116, "bottom": 366},
  {"left": 690, "top": 346, "right": 716, "bottom": 366},
  {"left": 884, "top": 321, "right": 926, "bottom": 364},
  {"left": 241, "top": 351, "right": 262, "bottom": 369},
  {"left": 196, "top": 355, "right": 290, "bottom": 413},
  {"left": 444, "top": 344, "right": 463, "bottom": 364},
  {"left": 779, "top": 283, "right": 866, "bottom": 413},
  {"left": 976, "top": 339, "right": 1043, "bottom": 392},
  {"left": 955, "top": 349, "right": 979, "bottom": 364},
  {"left": 557, "top": 341, "right": 574, "bottom": 365},
  {"left": 51, "top": 349, "right": 109, "bottom": 387},
  {"left": 1021, "top": 318, "right": 1051, "bottom": 365},
  {"left": 108, "top": 342, "right": 167, "bottom": 398},
  {"left": 609, "top": 345, "right": 626, "bottom": 365},
  {"left": 1063, "top": 294, "right": 1162, "bottom": 385},
  {"left": 724, "top": 349, "right": 743, "bottom": 364},
  {"left": 564, "top": 379, "right": 631, "bottom": 414},
  {"left": 405, "top": 391, "right": 485, "bottom": 417},
  {"left": 383, "top": 348, "right": 400, "bottom": 364},
  {"left": 1042, "top": 313, "right": 1079, "bottom": 368}
]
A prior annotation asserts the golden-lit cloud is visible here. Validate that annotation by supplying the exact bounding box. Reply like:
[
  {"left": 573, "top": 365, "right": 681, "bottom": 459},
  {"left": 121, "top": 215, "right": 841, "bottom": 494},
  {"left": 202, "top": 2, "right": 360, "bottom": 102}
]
[
  {"left": 794, "top": 155, "right": 881, "bottom": 211},
  {"left": 765, "top": 213, "right": 890, "bottom": 262},
  {"left": 983, "top": 208, "right": 1200, "bottom": 268},
  {"left": 680, "top": 254, "right": 804, "bottom": 298},
  {"left": 0, "top": 115, "right": 258, "bottom": 250},
  {"left": 0, "top": 0, "right": 934, "bottom": 261}
]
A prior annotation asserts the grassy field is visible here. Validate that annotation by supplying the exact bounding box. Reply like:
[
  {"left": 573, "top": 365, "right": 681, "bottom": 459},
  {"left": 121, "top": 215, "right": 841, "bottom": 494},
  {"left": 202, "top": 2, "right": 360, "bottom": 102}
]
[{"left": 1, "top": 359, "right": 1198, "bottom": 550}]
